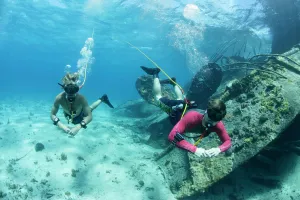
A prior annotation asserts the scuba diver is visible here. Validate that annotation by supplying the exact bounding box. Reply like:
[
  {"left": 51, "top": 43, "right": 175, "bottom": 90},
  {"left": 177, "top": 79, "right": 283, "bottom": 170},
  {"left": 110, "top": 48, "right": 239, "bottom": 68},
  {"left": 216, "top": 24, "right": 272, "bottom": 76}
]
[
  {"left": 168, "top": 99, "right": 231, "bottom": 158},
  {"left": 50, "top": 73, "right": 114, "bottom": 136},
  {"left": 140, "top": 66, "right": 198, "bottom": 125}
]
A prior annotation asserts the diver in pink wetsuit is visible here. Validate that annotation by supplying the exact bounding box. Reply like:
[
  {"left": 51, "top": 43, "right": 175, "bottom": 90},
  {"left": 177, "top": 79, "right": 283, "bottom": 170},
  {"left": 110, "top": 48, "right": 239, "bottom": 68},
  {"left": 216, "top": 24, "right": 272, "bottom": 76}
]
[{"left": 168, "top": 99, "right": 231, "bottom": 158}]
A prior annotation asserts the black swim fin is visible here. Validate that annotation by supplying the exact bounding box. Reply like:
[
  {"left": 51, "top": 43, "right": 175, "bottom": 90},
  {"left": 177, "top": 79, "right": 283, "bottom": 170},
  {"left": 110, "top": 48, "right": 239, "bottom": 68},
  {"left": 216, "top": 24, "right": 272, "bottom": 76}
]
[
  {"left": 140, "top": 66, "right": 160, "bottom": 76},
  {"left": 100, "top": 94, "right": 114, "bottom": 108}
]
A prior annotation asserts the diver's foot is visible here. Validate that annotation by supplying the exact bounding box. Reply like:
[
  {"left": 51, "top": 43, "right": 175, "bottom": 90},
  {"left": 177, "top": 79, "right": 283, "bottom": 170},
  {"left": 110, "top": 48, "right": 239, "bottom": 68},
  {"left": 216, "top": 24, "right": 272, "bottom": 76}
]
[
  {"left": 140, "top": 66, "right": 160, "bottom": 76},
  {"left": 188, "top": 100, "right": 198, "bottom": 109},
  {"left": 160, "top": 77, "right": 176, "bottom": 85},
  {"left": 100, "top": 94, "right": 114, "bottom": 108}
]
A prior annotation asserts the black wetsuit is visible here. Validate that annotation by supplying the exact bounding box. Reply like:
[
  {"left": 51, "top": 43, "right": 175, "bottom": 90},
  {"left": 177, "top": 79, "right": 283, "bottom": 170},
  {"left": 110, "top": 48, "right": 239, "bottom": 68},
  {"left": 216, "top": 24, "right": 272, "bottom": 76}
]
[{"left": 158, "top": 97, "right": 186, "bottom": 125}]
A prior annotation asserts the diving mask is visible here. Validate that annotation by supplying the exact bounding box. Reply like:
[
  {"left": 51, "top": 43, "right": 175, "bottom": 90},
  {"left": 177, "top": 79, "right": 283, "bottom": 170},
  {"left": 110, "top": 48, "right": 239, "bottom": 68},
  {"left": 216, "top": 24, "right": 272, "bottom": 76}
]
[
  {"left": 58, "top": 83, "right": 79, "bottom": 102},
  {"left": 204, "top": 111, "right": 219, "bottom": 127},
  {"left": 207, "top": 108, "right": 226, "bottom": 122},
  {"left": 64, "top": 84, "right": 79, "bottom": 95},
  {"left": 58, "top": 83, "right": 79, "bottom": 94}
]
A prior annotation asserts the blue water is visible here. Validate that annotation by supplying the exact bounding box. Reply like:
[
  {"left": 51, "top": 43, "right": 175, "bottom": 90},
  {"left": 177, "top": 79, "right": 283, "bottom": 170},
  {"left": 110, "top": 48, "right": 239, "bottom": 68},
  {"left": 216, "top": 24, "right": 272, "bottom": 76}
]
[
  {"left": 0, "top": 0, "right": 272, "bottom": 105},
  {"left": 2, "top": 1, "right": 300, "bottom": 199}
]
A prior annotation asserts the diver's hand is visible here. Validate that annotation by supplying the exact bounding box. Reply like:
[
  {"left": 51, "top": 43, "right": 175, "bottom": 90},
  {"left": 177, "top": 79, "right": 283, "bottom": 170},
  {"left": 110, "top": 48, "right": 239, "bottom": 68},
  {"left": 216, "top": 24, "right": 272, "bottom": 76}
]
[
  {"left": 187, "top": 101, "right": 197, "bottom": 109},
  {"left": 58, "top": 123, "right": 71, "bottom": 133},
  {"left": 204, "top": 148, "right": 221, "bottom": 157},
  {"left": 172, "top": 104, "right": 183, "bottom": 111},
  {"left": 69, "top": 125, "right": 81, "bottom": 136},
  {"left": 64, "top": 127, "right": 72, "bottom": 134},
  {"left": 194, "top": 148, "right": 207, "bottom": 157}
]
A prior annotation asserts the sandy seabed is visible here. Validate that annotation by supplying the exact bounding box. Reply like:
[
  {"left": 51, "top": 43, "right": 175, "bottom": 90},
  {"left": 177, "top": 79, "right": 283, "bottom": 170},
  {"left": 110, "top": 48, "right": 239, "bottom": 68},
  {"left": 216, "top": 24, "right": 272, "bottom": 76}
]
[{"left": 0, "top": 99, "right": 175, "bottom": 200}]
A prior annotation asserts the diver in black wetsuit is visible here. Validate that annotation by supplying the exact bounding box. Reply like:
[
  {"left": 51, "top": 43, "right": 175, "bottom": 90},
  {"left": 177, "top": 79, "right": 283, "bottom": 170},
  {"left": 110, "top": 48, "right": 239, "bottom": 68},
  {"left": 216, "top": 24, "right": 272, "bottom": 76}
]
[{"left": 140, "top": 66, "right": 197, "bottom": 125}]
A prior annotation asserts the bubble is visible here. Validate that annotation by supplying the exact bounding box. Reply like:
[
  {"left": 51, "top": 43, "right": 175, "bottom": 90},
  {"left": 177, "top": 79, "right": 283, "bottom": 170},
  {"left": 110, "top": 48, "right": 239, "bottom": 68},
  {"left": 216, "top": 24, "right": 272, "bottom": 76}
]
[
  {"left": 76, "top": 37, "right": 95, "bottom": 84},
  {"left": 64, "top": 64, "right": 72, "bottom": 73},
  {"left": 183, "top": 4, "right": 201, "bottom": 22},
  {"left": 64, "top": 35, "right": 95, "bottom": 82},
  {"left": 168, "top": 21, "right": 206, "bottom": 74}
]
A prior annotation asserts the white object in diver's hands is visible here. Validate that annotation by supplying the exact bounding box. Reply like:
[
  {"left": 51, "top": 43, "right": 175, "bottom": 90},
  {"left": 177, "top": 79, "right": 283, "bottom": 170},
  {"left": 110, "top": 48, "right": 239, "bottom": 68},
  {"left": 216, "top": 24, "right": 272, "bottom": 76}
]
[
  {"left": 194, "top": 148, "right": 206, "bottom": 157},
  {"left": 205, "top": 148, "right": 221, "bottom": 157}
]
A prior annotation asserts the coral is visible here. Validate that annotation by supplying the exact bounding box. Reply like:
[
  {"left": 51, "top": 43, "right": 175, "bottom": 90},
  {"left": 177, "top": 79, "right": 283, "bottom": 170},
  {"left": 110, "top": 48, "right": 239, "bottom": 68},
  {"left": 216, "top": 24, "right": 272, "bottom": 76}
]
[
  {"left": 244, "top": 137, "right": 253, "bottom": 143},
  {"left": 274, "top": 114, "right": 281, "bottom": 124},
  {"left": 233, "top": 107, "right": 242, "bottom": 115},
  {"left": 259, "top": 114, "right": 268, "bottom": 124},
  {"left": 259, "top": 84, "right": 290, "bottom": 124},
  {"left": 247, "top": 91, "right": 255, "bottom": 99},
  {"left": 71, "top": 169, "right": 79, "bottom": 177},
  {"left": 60, "top": 153, "right": 67, "bottom": 161},
  {"left": 65, "top": 191, "right": 71, "bottom": 196},
  {"left": 261, "top": 97, "right": 275, "bottom": 113},
  {"left": 220, "top": 70, "right": 265, "bottom": 102},
  {"left": 278, "top": 99, "right": 290, "bottom": 115},
  {"left": 0, "top": 191, "right": 7, "bottom": 198},
  {"left": 35, "top": 143, "right": 45, "bottom": 152}
]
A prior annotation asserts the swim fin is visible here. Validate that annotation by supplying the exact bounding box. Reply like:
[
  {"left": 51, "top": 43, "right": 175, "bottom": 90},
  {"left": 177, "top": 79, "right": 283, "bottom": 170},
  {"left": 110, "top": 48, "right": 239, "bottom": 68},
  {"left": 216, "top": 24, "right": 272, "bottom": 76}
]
[
  {"left": 100, "top": 94, "right": 114, "bottom": 108},
  {"left": 140, "top": 66, "right": 160, "bottom": 76}
]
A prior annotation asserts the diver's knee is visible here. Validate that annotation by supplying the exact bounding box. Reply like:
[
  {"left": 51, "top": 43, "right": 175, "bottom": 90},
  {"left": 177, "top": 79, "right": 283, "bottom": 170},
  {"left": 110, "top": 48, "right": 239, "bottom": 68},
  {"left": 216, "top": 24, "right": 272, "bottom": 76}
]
[{"left": 155, "top": 95, "right": 162, "bottom": 101}]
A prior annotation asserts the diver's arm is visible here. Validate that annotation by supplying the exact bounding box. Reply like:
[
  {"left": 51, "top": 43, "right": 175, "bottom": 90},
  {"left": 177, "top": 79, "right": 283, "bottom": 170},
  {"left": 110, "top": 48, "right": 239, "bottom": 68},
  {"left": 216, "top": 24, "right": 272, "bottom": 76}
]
[
  {"left": 50, "top": 97, "right": 60, "bottom": 121},
  {"left": 81, "top": 97, "right": 93, "bottom": 125},
  {"left": 168, "top": 111, "right": 202, "bottom": 152},
  {"left": 201, "top": 123, "right": 231, "bottom": 157},
  {"left": 50, "top": 97, "right": 69, "bottom": 132},
  {"left": 214, "top": 122, "right": 232, "bottom": 152}
]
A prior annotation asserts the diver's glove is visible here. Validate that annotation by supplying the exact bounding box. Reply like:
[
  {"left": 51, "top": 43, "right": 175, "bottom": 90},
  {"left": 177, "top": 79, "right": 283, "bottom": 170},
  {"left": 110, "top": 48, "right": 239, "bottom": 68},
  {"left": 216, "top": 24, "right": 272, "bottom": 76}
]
[
  {"left": 172, "top": 104, "right": 184, "bottom": 111},
  {"left": 205, "top": 147, "right": 221, "bottom": 157},
  {"left": 172, "top": 100, "right": 197, "bottom": 111},
  {"left": 194, "top": 148, "right": 207, "bottom": 157},
  {"left": 187, "top": 101, "right": 197, "bottom": 109}
]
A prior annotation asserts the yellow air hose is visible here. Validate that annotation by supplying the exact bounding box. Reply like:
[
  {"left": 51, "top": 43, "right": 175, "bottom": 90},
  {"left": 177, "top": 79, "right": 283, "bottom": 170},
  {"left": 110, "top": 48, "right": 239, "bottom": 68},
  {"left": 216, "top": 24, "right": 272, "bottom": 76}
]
[{"left": 194, "top": 134, "right": 204, "bottom": 146}]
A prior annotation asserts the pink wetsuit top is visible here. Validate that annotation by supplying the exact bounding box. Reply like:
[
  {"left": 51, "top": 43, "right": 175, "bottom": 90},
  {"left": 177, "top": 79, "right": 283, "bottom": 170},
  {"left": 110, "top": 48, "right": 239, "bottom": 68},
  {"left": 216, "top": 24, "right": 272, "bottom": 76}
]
[{"left": 168, "top": 110, "right": 231, "bottom": 153}]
